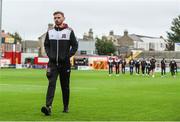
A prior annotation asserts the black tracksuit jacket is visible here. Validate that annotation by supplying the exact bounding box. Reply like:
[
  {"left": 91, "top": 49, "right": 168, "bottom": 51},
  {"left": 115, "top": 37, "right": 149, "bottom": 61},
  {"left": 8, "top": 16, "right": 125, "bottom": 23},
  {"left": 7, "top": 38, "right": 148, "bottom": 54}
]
[{"left": 44, "top": 26, "right": 78, "bottom": 63}]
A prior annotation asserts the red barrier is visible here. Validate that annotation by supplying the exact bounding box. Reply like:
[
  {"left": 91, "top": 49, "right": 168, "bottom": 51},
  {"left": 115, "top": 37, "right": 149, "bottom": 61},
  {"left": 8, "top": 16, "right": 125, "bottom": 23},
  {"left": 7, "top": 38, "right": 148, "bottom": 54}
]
[{"left": 4, "top": 52, "right": 21, "bottom": 64}]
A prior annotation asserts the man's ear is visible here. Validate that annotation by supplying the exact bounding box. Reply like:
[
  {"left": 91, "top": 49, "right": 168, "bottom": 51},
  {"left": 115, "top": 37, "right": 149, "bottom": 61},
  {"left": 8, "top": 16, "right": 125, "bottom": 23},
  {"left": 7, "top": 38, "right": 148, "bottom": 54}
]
[{"left": 63, "top": 17, "right": 65, "bottom": 21}]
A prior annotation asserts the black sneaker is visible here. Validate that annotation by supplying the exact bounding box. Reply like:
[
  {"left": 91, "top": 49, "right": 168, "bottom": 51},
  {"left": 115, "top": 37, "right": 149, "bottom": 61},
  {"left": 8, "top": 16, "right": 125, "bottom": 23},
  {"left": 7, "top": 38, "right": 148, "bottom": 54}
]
[
  {"left": 41, "top": 106, "right": 51, "bottom": 116},
  {"left": 63, "top": 107, "right": 69, "bottom": 113}
]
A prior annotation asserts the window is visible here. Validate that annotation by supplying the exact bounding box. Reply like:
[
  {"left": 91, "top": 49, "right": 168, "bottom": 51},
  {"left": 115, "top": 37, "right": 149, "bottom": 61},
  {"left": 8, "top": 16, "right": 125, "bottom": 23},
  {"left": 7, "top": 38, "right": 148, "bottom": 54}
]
[
  {"left": 160, "top": 43, "right": 164, "bottom": 48},
  {"left": 149, "top": 43, "right": 155, "bottom": 51},
  {"left": 80, "top": 50, "right": 87, "bottom": 55}
]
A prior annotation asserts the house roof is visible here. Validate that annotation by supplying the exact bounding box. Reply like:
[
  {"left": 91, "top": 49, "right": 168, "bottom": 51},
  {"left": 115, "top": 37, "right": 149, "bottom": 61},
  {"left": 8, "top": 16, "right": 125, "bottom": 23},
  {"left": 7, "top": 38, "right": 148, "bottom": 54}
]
[
  {"left": 113, "top": 35, "right": 122, "bottom": 39},
  {"left": 140, "top": 37, "right": 166, "bottom": 43},
  {"left": 38, "top": 33, "right": 46, "bottom": 40},
  {"left": 134, "top": 34, "right": 160, "bottom": 39},
  {"left": 129, "top": 34, "right": 143, "bottom": 42},
  {"left": 128, "top": 34, "right": 166, "bottom": 43}
]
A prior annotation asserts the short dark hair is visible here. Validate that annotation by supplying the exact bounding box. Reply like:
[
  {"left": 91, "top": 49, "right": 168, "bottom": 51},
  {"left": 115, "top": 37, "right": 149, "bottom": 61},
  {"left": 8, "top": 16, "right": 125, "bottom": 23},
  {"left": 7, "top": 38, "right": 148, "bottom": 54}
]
[{"left": 53, "top": 11, "right": 64, "bottom": 17}]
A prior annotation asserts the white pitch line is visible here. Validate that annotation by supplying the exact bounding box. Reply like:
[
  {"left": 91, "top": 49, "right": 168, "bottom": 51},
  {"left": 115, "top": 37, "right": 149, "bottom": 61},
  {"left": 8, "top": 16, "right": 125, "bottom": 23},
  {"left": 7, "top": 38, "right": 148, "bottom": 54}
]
[
  {"left": 0, "top": 83, "right": 97, "bottom": 90},
  {"left": 0, "top": 83, "right": 46, "bottom": 88}
]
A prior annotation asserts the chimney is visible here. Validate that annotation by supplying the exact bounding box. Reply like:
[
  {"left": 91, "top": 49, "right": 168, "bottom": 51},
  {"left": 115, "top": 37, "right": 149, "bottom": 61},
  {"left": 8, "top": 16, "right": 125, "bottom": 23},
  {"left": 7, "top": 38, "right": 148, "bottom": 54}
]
[
  {"left": 109, "top": 30, "right": 114, "bottom": 36},
  {"left": 124, "top": 30, "right": 128, "bottom": 36},
  {"left": 88, "top": 28, "right": 93, "bottom": 39},
  {"left": 83, "top": 32, "right": 88, "bottom": 40},
  {"left": 48, "top": 23, "right": 54, "bottom": 30}
]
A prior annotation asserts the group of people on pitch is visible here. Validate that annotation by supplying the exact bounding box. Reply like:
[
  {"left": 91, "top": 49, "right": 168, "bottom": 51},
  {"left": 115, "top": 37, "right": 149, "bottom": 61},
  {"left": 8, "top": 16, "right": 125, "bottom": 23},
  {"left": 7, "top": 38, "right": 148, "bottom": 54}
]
[{"left": 108, "top": 57, "right": 178, "bottom": 77}]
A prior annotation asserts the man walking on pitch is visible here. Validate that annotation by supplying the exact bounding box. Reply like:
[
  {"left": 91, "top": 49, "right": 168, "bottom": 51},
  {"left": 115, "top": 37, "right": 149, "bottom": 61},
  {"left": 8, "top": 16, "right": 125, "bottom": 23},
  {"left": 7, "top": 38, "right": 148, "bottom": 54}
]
[{"left": 41, "top": 11, "right": 78, "bottom": 115}]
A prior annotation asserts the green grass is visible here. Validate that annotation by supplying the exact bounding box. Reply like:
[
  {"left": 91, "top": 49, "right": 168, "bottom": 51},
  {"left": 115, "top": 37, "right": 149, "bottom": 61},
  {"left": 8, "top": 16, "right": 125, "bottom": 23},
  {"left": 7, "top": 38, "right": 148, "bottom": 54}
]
[{"left": 0, "top": 69, "right": 180, "bottom": 121}]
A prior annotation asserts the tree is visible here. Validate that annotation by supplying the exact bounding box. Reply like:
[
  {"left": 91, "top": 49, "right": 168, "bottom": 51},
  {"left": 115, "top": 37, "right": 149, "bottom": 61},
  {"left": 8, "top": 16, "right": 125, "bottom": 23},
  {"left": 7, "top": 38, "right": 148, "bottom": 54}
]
[
  {"left": 10, "top": 32, "right": 22, "bottom": 43},
  {"left": 166, "top": 15, "right": 180, "bottom": 50},
  {"left": 95, "top": 37, "right": 116, "bottom": 55}
]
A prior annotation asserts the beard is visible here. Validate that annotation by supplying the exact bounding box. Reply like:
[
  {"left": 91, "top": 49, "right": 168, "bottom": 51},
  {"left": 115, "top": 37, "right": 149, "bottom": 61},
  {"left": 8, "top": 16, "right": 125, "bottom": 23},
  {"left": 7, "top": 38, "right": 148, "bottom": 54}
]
[{"left": 55, "top": 20, "right": 62, "bottom": 26}]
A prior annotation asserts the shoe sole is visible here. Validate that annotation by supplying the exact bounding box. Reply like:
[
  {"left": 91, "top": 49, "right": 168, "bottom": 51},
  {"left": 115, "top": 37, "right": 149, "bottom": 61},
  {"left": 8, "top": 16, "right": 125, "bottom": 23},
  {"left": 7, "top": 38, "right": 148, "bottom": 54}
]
[{"left": 63, "top": 110, "right": 69, "bottom": 113}]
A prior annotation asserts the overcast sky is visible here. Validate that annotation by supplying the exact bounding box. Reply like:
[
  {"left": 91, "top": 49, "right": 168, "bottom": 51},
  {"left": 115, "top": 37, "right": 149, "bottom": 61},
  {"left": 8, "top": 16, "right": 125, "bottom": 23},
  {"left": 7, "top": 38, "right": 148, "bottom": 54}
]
[{"left": 1, "top": 0, "right": 180, "bottom": 40}]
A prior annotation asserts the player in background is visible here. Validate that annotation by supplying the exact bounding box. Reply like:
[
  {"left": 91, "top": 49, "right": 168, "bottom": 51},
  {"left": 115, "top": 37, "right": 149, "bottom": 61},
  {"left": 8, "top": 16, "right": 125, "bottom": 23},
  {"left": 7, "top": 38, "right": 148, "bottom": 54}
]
[
  {"left": 121, "top": 58, "right": 126, "bottom": 74},
  {"left": 161, "top": 58, "right": 166, "bottom": 77},
  {"left": 114, "top": 57, "right": 121, "bottom": 76},
  {"left": 129, "top": 58, "right": 135, "bottom": 75},
  {"left": 141, "top": 58, "right": 146, "bottom": 76},
  {"left": 150, "top": 57, "right": 156, "bottom": 78},
  {"left": 108, "top": 57, "right": 114, "bottom": 76},
  {"left": 169, "top": 57, "right": 177, "bottom": 78},
  {"left": 146, "top": 58, "right": 151, "bottom": 76},
  {"left": 135, "top": 59, "right": 140, "bottom": 75}
]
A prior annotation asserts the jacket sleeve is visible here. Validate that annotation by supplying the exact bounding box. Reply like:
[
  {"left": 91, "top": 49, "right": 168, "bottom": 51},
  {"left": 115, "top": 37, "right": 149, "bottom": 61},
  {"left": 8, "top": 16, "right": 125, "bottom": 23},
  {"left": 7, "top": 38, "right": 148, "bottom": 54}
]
[
  {"left": 44, "top": 32, "right": 50, "bottom": 57},
  {"left": 175, "top": 62, "right": 177, "bottom": 67},
  {"left": 70, "top": 30, "right": 78, "bottom": 57},
  {"left": 169, "top": 61, "right": 171, "bottom": 67}
]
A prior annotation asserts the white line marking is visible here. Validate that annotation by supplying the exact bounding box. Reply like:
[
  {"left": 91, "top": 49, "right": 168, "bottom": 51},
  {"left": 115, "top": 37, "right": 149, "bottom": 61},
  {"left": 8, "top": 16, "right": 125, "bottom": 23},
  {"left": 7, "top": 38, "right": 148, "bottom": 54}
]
[{"left": 0, "top": 84, "right": 97, "bottom": 90}]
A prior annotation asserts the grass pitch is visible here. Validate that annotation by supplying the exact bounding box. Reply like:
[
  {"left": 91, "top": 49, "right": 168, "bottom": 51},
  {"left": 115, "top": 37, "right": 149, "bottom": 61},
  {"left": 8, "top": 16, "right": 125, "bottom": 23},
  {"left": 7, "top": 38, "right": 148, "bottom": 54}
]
[{"left": 0, "top": 69, "right": 180, "bottom": 121}]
